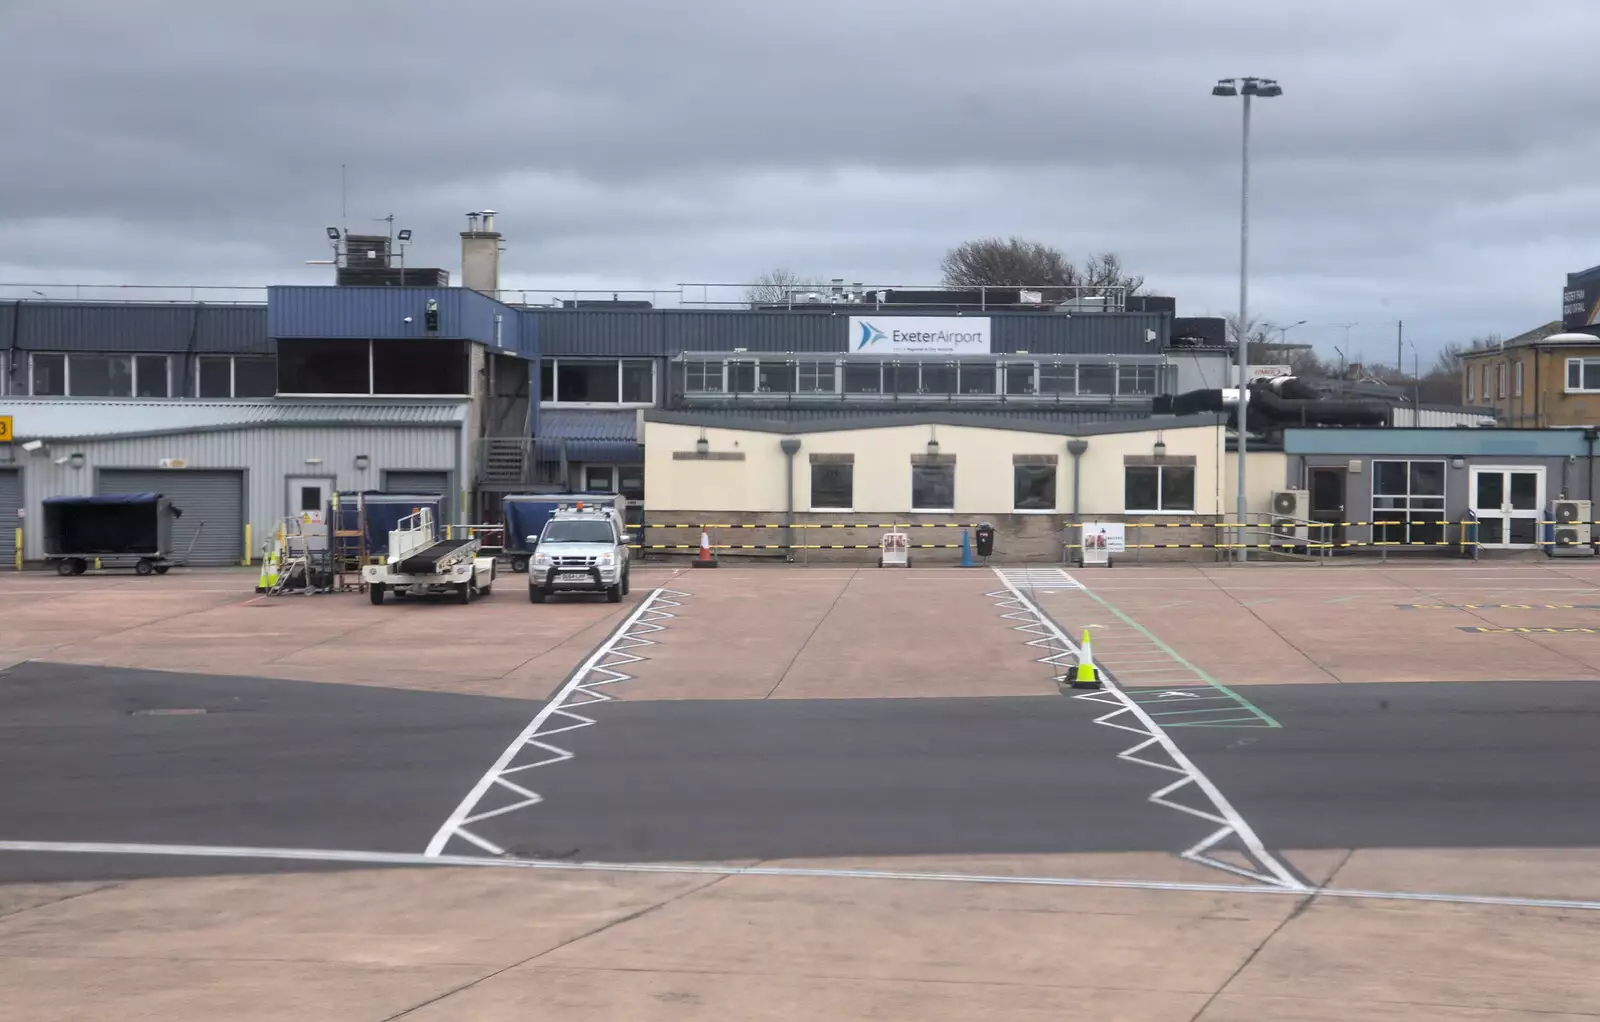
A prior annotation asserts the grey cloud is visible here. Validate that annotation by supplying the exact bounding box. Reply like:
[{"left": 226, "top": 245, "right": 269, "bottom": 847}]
[{"left": 3, "top": 0, "right": 1598, "bottom": 360}]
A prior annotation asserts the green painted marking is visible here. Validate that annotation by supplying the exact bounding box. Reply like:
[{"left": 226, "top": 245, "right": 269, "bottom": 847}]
[
  {"left": 1075, "top": 585, "right": 1281, "bottom": 729},
  {"left": 1169, "top": 717, "right": 1278, "bottom": 728},
  {"left": 1148, "top": 705, "right": 1258, "bottom": 717}
]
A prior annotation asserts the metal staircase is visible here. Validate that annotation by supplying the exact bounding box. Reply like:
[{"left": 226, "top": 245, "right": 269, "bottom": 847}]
[{"left": 481, "top": 438, "right": 528, "bottom": 486}]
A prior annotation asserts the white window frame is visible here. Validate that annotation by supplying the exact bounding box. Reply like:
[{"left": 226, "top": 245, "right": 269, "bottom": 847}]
[
  {"left": 1496, "top": 363, "right": 1506, "bottom": 398},
  {"left": 1566, "top": 357, "right": 1600, "bottom": 394},
  {"left": 1467, "top": 364, "right": 1477, "bottom": 402},
  {"left": 1371, "top": 458, "right": 1448, "bottom": 546},
  {"left": 543, "top": 357, "right": 656, "bottom": 407},
  {"left": 1123, "top": 464, "right": 1197, "bottom": 513},
  {"left": 1513, "top": 360, "right": 1523, "bottom": 398},
  {"left": 29, "top": 352, "right": 170, "bottom": 398}
]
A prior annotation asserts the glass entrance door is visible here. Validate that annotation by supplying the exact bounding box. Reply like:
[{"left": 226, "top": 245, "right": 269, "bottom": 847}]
[{"left": 1470, "top": 467, "right": 1543, "bottom": 548}]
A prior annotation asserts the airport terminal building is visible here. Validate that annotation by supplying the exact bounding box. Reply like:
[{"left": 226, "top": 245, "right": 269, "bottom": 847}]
[{"left": 0, "top": 215, "right": 1493, "bottom": 566}]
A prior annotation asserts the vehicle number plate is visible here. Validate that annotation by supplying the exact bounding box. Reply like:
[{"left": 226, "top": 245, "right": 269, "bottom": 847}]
[{"left": 556, "top": 573, "right": 591, "bottom": 582}]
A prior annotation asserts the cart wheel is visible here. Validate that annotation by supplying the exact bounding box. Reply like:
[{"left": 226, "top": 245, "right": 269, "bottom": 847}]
[
  {"left": 511, "top": 556, "right": 529, "bottom": 573},
  {"left": 369, "top": 583, "right": 385, "bottom": 605},
  {"left": 134, "top": 559, "right": 154, "bottom": 576},
  {"left": 457, "top": 581, "right": 472, "bottom": 604},
  {"left": 153, "top": 565, "right": 171, "bottom": 575}
]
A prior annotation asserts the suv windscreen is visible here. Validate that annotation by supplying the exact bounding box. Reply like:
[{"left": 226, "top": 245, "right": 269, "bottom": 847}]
[{"left": 541, "top": 520, "right": 615, "bottom": 544}]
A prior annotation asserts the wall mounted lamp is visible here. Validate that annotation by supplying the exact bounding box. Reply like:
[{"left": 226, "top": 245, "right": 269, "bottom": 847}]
[{"left": 354, "top": 454, "right": 371, "bottom": 471}]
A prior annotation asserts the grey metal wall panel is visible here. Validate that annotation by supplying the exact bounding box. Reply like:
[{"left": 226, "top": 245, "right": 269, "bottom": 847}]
[
  {"left": 663, "top": 312, "right": 840, "bottom": 353},
  {"left": 381, "top": 470, "right": 454, "bottom": 522},
  {"left": 98, "top": 468, "right": 244, "bottom": 566},
  {"left": 529, "top": 308, "right": 1170, "bottom": 356},
  {"left": 0, "top": 470, "right": 17, "bottom": 567},
  {"left": 992, "top": 313, "right": 1168, "bottom": 354},
  {"left": 530, "top": 310, "right": 667, "bottom": 356},
  {"left": 11, "top": 302, "right": 269, "bottom": 354},
  {"left": 16, "top": 425, "right": 461, "bottom": 561}
]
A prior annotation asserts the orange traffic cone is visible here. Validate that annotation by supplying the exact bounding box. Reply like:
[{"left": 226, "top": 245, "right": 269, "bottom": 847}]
[{"left": 692, "top": 527, "right": 719, "bottom": 569}]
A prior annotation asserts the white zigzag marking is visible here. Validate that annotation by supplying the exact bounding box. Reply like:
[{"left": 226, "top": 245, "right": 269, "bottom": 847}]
[
  {"left": 988, "top": 573, "right": 1303, "bottom": 890},
  {"left": 424, "top": 588, "right": 690, "bottom": 857}
]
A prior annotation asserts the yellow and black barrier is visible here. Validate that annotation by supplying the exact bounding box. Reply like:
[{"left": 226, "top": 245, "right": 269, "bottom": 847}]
[
  {"left": 627, "top": 522, "right": 978, "bottom": 530},
  {"left": 630, "top": 543, "right": 965, "bottom": 551}
]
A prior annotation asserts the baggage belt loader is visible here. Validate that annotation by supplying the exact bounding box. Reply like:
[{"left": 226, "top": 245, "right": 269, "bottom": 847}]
[{"left": 363, "top": 507, "right": 496, "bottom": 605}]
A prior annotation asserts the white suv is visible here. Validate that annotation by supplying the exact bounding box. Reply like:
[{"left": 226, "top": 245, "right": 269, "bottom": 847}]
[{"left": 527, "top": 508, "right": 631, "bottom": 603}]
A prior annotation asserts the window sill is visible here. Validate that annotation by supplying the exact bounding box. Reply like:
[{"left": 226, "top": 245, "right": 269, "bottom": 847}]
[
  {"left": 911, "top": 508, "right": 956, "bottom": 514},
  {"left": 809, "top": 507, "right": 854, "bottom": 513},
  {"left": 1124, "top": 509, "right": 1202, "bottom": 515},
  {"left": 1013, "top": 508, "right": 1059, "bottom": 515}
]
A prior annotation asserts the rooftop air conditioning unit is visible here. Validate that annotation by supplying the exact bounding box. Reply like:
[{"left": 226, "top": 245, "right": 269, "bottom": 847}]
[
  {"left": 1548, "top": 499, "right": 1595, "bottom": 558},
  {"left": 1271, "top": 489, "right": 1309, "bottom": 551}
]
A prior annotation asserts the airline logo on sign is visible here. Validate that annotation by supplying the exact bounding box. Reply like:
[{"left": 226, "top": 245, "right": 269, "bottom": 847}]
[
  {"left": 1248, "top": 365, "right": 1292, "bottom": 381},
  {"left": 849, "top": 316, "right": 991, "bottom": 354}
]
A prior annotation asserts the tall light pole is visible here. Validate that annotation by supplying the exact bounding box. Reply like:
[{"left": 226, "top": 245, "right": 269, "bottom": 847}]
[
  {"left": 1274, "top": 319, "right": 1307, "bottom": 346},
  {"left": 1213, "top": 76, "right": 1282, "bottom": 562}
]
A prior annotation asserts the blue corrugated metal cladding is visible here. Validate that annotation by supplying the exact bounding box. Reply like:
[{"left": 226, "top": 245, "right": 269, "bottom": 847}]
[{"left": 267, "top": 286, "right": 525, "bottom": 353}]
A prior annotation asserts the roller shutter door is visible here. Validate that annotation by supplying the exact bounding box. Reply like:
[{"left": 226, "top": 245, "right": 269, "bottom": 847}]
[
  {"left": 99, "top": 469, "right": 244, "bottom": 566},
  {"left": 382, "top": 470, "right": 452, "bottom": 521},
  {"left": 0, "top": 471, "right": 18, "bottom": 569}
]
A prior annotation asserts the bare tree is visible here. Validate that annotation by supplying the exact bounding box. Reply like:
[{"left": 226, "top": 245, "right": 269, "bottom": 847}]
[
  {"left": 744, "top": 268, "right": 826, "bottom": 305},
  {"left": 1432, "top": 334, "right": 1500, "bottom": 376},
  {"left": 1079, "top": 251, "right": 1145, "bottom": 296},
  {"left": 939, "top": 238, "right": 1143, "bottom": 297}
]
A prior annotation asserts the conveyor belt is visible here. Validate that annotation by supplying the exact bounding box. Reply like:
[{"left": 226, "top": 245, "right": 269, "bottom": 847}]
[{"left": 396, "top": 539, "right": 476, "bottom": 574}]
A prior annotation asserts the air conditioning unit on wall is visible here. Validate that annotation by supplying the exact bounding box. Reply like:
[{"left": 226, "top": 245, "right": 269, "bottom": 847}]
[
  {"left": 1270, "top": 489, "right": 1309, "bottom": 547},
  {"left": 1549, "top": 499, "right": 1595, "bottom": 558}
]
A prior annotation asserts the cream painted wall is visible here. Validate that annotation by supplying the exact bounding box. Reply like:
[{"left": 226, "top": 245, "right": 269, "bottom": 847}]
[
  {"left": 644, "top": 420, "right": 1242, "bottom": 516},
  {"left": 1223, "top": 451, "right": 1293, "bottom": 521}
]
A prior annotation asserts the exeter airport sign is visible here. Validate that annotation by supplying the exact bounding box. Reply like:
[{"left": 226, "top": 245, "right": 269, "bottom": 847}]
[{"left": 849, "top": 316, "right": 991, "bottom": 355}]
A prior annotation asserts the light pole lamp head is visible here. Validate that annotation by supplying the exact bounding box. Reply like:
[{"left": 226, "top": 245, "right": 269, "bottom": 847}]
[
  {"left": 1241, "top": 78, "right": 1283, "bottom": 98},
  {"left": 1212, "top": 79, "right": 1238, "bottom": 97}
]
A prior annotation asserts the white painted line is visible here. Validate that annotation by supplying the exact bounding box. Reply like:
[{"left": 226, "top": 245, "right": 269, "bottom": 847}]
[
  {"left": 423, "top": 587, "right": 687, "bottom": 857},
  {"left": 992, "top": 570, "right": 1304, "bottom": 891},
  {"left": 3, "top": 839, "right": 1599, "bottom": 914}
]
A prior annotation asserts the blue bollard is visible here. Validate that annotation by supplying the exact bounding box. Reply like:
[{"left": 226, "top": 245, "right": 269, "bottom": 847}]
[{"left": 960, "top": 528, "right": 976, "bottom": 568}]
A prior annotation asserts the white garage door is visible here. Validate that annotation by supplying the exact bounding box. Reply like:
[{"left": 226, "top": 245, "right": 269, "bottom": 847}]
[
  {"left": 99, "top": 469, "right": 244, "bottom": 566},
  {"left": 0, "top": 471, "right": 18, "bottom": 569}
]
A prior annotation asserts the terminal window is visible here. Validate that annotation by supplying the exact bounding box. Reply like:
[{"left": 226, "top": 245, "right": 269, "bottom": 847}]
[
  {"left": 810, "top": 463, "right": 853, "bottom": 510},
  {"left": 1124, "top": 464, "right": 1195, "bottom": 512},
  {"left": 911, "top": 463, "right": 955, "bottom": 511},
  {"left": 1013, "top": 463, "right": 1056, "bottom": 510}
]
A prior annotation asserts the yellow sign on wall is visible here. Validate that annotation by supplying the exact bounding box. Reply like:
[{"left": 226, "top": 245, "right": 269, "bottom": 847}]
[{"left": 0, "top": 416, "right": 11, "bottom": 442}]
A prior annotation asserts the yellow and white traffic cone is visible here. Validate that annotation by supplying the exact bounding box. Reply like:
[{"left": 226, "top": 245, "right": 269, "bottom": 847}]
[{"left": 1069, "top": 627, "right": 1102, "bottom": 690}]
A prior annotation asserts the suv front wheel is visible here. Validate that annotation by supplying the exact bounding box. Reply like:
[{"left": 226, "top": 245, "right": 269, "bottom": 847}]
[{"left": 621, "top": 568, "right": 630, "bottom": 596}]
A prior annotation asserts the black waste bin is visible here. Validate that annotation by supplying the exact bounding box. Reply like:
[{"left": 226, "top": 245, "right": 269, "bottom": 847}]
[{"left": 975, "top": 522, "right": 996, "bottom": 558}]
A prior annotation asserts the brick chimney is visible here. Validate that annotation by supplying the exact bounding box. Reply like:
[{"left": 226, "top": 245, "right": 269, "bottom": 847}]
[{"left": 460, "top": 210, "right": 502, "bottom": 295}]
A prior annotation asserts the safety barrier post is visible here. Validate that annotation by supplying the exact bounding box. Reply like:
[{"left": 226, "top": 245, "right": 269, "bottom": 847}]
[
  {"left": 13, "top": 526, "right": 21, "bottom": 572},
  {"left": 242, "top": 523, "right": 252, "bottom": 567}
]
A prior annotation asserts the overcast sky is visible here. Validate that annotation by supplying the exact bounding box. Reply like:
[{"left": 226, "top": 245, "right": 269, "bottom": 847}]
[{"left": 4, "top": 0, "right": 1598, "bottom": 366}]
